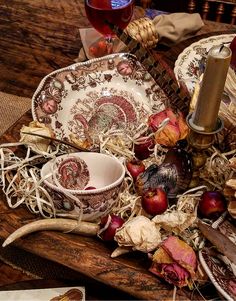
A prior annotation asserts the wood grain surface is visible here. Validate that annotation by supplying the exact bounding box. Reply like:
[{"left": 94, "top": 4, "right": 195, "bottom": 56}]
[
  {"left": 0, "top": 0, "right": 145, "bottom": 98},
  {"left": 0, "top": 1, "right": 236, "bottom": 300},
  {"left": 0, "top": 260, "right": 32, "bottom": 285},
  {"left": 0, "top": 1, "right": 235, "bottom": 99},
  {"left": 0, "top": 0, "right": 89, "bottom": 97}
]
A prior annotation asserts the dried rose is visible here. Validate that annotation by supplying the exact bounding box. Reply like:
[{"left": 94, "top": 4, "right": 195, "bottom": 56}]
[
  {"left": 148, "top": 108, "right": 189, "bottom": 147},
  {"left": 149, "top": 236, "right": 197, "bottom": 288},
  {"left": 114, "top": 216, "right": 162, "bottom": 253}
]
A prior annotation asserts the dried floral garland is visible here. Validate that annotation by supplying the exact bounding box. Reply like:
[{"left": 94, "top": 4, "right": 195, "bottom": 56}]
[
  {"left": 1, "top": 125, "right": 235, "bottom": 247},
  {"left": 0, "top": 113, "right": 235, "bottom": 296}
]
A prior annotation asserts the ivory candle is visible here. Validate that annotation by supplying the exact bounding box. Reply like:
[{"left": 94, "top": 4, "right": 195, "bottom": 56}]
[{"left": 190, "top": 45, "right": 231, "bottom": 132}]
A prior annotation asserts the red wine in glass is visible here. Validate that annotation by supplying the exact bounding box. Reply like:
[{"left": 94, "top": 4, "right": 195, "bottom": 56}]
[{"left": 85, "top": 0, "right": 134, "bottom": 39}]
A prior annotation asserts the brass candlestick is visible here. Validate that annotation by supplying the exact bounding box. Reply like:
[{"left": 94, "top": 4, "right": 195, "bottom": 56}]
[
  {"left": 187, "top": 115, "right": 224, "bottom": 150},
  {"left": 187, "top": 115, "right": 224, "bottom": 188},
  {"left": 186, "top": 45, "right": 231, "bottom": 186}
]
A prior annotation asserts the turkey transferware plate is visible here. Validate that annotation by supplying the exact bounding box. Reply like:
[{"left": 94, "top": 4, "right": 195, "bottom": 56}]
[{"left": 32, "top": 53, "right": 168, "bottom": 147}]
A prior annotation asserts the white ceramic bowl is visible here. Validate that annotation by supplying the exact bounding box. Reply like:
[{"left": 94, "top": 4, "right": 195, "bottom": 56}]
[{"left": 41, "top": 152, "right": 125, "bottom": 221}]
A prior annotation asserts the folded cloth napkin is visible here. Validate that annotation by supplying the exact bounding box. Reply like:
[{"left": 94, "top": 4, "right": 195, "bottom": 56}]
[
  {"left": 152, "top": 13, "right": 204, "bottom": 46},
  {"left": 76, "top": 12, "right": 204, "bottom": 61}
]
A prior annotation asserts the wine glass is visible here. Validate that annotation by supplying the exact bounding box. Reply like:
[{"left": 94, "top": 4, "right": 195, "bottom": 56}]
[{"left": 84, "top": 0, "right": 134, "bottom": 55}]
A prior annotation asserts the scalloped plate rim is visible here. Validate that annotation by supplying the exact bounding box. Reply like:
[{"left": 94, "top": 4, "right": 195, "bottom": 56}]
[
  {"left": 199, "top": 214, "right": 236, "bottom": 301},
  {"left": 199, "top": 249, "right": 235, "bottom": 301},
  {"left": 174, "top": 33, "right": 236, "bottom": 94},
  {"left": 31, "top": 52, "right": 136, "bottom": 120}
]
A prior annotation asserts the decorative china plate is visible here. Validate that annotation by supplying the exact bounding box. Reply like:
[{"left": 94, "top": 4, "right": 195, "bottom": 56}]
[
  {"left": 174, "top": 34, "right": 236, "bottom": 95},
  {"left": 199, "top": 217, "right": 236, "bottom": 301},
  {"left": 32, "top": 53, "right": 168, "bottom": 145}
]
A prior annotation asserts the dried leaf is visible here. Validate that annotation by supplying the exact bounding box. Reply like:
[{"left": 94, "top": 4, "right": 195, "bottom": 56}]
[
  {"left": 152, "top": 210, "right": 197, "bottom": 234},
  {"left": 20, "top": 121, "right": 54, "bottom": 153}
]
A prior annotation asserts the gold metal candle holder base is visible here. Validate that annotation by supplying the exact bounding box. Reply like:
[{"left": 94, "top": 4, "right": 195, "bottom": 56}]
[
  {"left": 186, "top": 113, "right": 224, "bottom": 150},
  {"left": 186, "top": 113, "right": 224, "bottom": 188}
]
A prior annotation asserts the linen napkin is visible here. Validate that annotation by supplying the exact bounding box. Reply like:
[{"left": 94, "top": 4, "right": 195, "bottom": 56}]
[
  {"left": 77, "top": 12, "right": 204, "bottom": 61},
  {"left": 152, "top": 13, "right": 204, "bottom": 46}
]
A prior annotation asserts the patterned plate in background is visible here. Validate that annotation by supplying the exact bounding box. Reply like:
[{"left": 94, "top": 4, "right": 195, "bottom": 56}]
[
  {"left": 199, "top": 217, "right": 236, "bottom": 301},
  {"left": 174, "top": 34, "right": 235, "bottom": 94}
]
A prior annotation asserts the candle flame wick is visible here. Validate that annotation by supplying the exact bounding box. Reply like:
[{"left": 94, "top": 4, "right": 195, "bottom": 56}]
[{"left": 219, "top": 45, "right": 224, "bottom": 52}]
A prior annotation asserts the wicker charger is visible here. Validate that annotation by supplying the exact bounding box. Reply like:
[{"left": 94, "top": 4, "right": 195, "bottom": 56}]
[{"left": 125, "top": 17, "right": 159, "bottom": 48}]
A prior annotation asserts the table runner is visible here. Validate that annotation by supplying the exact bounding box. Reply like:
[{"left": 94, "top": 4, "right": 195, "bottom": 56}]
[{"left": 0, "top": 92, "right": 31, "bottom": 136}]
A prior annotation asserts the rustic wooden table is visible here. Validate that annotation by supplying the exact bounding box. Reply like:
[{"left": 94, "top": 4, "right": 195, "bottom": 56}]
[{"left": 0, "top": 1, "right": 235, "bottom": 300}]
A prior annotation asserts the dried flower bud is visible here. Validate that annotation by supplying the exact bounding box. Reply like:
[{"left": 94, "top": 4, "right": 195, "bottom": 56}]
[
  {"left": 149, "top": 236, "right": 197, "bottom": 288},
  {"left": 20, "top": 121, "right": 54, "bottom": 153},
  {"left": 114, "top": 216, "right": 161, "bottom": 253},
  {"left": 148, "top": 108, "right": 189, "bottom": 147}
]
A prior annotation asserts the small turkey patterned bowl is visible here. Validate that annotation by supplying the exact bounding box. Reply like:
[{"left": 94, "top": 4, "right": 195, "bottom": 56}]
[{"left": 41, "top": 152, "right": 125, "bottom": 221}]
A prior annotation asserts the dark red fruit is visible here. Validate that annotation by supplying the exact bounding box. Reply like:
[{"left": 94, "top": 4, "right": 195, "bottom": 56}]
[
  {"left": 141, "top": 187, "right": 168, "bottom": 216},
  {"left": 134, "top": 136, "right": 155, "bottom": 160},
  {"left": 126, "top": 159, "right": 145, "bottom": 181},
  {"left": 99, "top": 214, "right": 124, "bottom": 241},
  {"left": 198, "top": 191, "right": 227, "bottom": 219}
]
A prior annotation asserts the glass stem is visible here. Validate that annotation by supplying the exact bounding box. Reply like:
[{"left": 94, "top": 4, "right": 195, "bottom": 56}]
[{"left": 106, "top": 37, "right": 114, "bottom": 54}]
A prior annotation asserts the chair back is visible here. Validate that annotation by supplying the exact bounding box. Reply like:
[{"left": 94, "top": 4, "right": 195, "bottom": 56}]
[
  {"left": 189, "top": 0, "right": 236, "bottom": 24},
  {"left": 138, "top": 0, "right": 236, "bottom": 24}
]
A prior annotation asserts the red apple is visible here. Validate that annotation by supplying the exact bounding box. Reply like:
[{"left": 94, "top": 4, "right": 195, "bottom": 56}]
[
  {"left": 134, "top": 136, "right": 155, "bottom": 160},
  {"left": 198, "top": 191, "right": 227, "bottom": 219},
  {"left": 230, "top": 36, "right": 236, "bottom": 70},
  {"left": 141, "top": 187, "right": 168, "bottom": 216},
  {"left": 126, "top": 159, "right": 145, "bottom": 181},
  {"left": 99, "top": 214, "right": 124, "bottom": 241}
]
